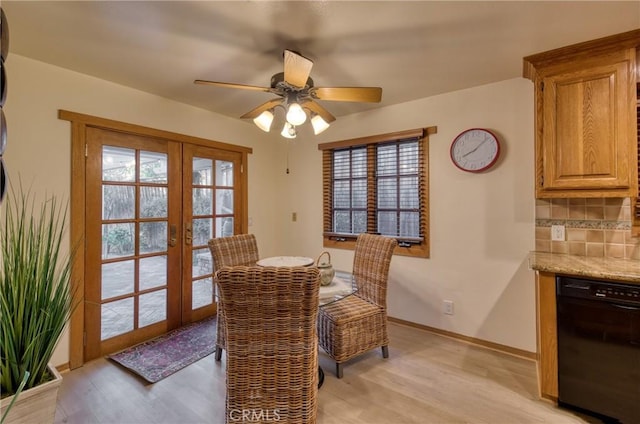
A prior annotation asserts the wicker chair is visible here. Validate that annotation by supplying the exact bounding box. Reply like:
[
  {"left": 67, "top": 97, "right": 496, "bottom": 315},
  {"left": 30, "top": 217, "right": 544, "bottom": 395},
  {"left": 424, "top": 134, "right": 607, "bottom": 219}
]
[
  {"left": 207, "top": 234, "right": 259, "bottom": 361},
  {"left": 216, "top": 266, "right": 320, "bottom": 424},
  {"left": 317, "top": 233, "right": 397, "bottom": 378}
]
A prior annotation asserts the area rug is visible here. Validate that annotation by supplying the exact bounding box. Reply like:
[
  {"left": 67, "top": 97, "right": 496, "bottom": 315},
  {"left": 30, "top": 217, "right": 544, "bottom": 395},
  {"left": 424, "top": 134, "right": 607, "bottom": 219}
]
[{"left": 108, "top": 317, "right": 216, "bottom": 383}]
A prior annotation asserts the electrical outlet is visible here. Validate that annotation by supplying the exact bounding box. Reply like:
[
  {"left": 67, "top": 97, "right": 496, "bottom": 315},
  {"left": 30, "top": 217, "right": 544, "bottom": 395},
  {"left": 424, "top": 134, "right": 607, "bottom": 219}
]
[
  {"left": 443, "top": 300, "right": 454, "bottom": 315},
  {"left": 292, "top": 212, "right": 297, "bottom": 222},
  {"left": 551, "top": 225, "right": 565, "bottom": 241}
]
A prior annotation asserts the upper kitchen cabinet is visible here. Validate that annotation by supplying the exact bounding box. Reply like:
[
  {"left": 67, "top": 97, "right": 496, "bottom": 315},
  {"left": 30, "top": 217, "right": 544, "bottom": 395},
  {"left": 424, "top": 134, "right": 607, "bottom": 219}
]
[{"left": 523, "top": 30, "right": 640, "bottom": 198}]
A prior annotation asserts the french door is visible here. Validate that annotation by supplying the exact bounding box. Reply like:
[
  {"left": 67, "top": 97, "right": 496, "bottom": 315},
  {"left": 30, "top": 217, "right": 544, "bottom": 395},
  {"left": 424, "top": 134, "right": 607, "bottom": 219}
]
[
  {"left": 182, "top": 143, "right": 243, "bottom": 323},
  {"left": 83, "top": 126, "right": 244, "bottom": 361}
]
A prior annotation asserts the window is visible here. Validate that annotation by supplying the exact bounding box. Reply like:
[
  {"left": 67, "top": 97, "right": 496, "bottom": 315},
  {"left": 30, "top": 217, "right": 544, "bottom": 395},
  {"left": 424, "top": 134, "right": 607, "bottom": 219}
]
[{"left": 319, "top": 127, "right": 435, "bottom": 258}]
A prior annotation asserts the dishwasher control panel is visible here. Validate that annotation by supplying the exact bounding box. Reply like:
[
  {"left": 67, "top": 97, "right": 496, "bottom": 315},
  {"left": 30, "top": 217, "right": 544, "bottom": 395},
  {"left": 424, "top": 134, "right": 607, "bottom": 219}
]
[
  {"left": 557, "top": 276, "right": 640, "bottom": 306},
  {"left": 594, "top": 285, "right": 640, "bottom": 302}
]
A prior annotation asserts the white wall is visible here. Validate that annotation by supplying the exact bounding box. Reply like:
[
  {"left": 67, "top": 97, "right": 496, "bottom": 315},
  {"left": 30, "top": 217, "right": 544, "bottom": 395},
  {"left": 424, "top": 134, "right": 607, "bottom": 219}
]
[
  {"left": 5, "top": 53, "right": 537, "bottom": 365},
  {"left": 282, "top": 78, "right": 537, "bottom": 352},
  {"left": 3, "top": 54, "right": 284, "bottom": 365}
]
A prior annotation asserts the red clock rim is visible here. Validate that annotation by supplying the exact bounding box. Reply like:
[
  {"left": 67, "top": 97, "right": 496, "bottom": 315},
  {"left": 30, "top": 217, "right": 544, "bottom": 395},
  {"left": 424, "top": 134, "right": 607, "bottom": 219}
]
[{"left": 449, "top": 128, "right": 500, "bottom": 173}]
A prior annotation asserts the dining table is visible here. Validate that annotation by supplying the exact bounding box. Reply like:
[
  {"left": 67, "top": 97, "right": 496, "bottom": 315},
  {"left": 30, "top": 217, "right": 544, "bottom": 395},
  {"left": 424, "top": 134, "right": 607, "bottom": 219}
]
[
  {"left": 256, "top": 256, "right": 315, "bottom": 267},
  {"left": 257, "top": 256, "right": 354, "bottom": 302}
]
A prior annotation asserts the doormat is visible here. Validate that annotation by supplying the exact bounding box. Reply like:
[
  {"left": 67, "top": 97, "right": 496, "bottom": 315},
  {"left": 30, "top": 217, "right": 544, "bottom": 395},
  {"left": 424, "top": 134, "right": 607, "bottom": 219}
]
[{"left": 108, "top": 317, "right": 216, "bottom": 383}]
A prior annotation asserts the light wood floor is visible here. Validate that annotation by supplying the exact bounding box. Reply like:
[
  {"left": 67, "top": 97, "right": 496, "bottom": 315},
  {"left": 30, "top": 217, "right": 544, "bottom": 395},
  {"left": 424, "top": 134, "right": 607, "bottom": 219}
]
[{"left": 54, "top": 322, "right": 604, "bottom": 424}]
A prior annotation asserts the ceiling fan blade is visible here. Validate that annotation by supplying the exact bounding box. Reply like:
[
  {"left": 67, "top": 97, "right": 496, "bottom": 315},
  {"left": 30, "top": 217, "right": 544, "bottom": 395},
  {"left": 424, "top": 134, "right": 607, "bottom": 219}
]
[
  {"left": 302, "top": 100, "right": 336, "bottom": 123},
  {"left": 240, "top": 98, "right": 283, "bottom": 120},
  {"left": 310, "top": 87, "right": 382, "bottom": 103},
  {"left": 283, "top": 50, "right": 313, "bottom": 88},
  {"left": 194, "top": 80, "right": 272, "bottom": 93}
]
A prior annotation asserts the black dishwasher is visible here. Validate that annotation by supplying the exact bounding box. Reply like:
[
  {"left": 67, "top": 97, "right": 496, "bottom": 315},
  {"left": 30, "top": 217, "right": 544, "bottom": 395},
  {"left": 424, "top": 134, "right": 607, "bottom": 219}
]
[{"left": 557, "top": 276, "right": 640, "bottom": 423}]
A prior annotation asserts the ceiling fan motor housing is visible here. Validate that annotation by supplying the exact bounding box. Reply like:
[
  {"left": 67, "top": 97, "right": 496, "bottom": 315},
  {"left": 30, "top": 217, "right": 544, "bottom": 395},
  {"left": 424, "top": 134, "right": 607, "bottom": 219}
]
[{"left": 270, "top": 72, "right": 314, "bottom": 91}]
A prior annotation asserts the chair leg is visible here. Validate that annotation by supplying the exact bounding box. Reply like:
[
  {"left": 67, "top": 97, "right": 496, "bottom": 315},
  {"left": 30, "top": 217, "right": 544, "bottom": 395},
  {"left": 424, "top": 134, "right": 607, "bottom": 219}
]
[
  {"left": 382, "top": 345, "right": 389, "bottom": 358},
  {"left": 336, "top": 362, "right": 343, "bottom": 379},
  {"left": 215, "top": 346, "right": 222, "bottom": 361},
  {"left": 318, "top": 366, "right": 325, "bottom": 389}
]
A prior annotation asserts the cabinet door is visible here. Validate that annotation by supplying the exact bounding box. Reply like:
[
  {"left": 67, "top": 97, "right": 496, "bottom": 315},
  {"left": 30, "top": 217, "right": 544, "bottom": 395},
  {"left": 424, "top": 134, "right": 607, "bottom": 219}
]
[{"left": 540, "top": 51, "right": 634, "bottom": 195}]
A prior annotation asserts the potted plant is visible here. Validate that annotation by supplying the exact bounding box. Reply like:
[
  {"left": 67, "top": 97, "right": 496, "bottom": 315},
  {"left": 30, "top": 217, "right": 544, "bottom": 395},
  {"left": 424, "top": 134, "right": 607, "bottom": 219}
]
[{"left": 0, "top": 186, "right": 76, "bottom": 424}]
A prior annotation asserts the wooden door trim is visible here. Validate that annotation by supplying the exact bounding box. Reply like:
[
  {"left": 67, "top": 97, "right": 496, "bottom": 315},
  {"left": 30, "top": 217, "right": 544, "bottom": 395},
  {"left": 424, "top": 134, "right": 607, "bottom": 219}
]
[
  {"left": 68, "top": 120, "right": 87, "bottom": 370},
  {"left": 59, "top": 110, "right": 252, "bottom": 155},
  {"left": 61, "top": 110, "right": 251, "bottom": 369}
]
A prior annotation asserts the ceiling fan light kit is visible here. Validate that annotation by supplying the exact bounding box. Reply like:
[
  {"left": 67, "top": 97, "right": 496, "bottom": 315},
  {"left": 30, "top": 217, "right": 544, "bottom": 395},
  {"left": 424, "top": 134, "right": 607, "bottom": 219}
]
[
  {"left": 281, "top": 122, "right": 297, "bottom": 139},
  {"left": 285, "top": 101, "right": 307, "bottom": 126},
  {"left": 252, "top": 102, "right": 328, "bottom": 138},
  {"left": 195, "top": 49, "right": 382, "bottom": 139},
  {"left": 311, "top": 114, "right": 330, "bottom": 135},
  {"left": 253, "top": 110, "right": 274, "bottom": 132}
]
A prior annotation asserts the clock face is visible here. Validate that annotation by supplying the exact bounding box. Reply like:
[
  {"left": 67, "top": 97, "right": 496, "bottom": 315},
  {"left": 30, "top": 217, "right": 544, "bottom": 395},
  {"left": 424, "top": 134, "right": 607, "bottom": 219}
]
[{"left": 450, "top": 128, "right": 500, "bottom": 173}]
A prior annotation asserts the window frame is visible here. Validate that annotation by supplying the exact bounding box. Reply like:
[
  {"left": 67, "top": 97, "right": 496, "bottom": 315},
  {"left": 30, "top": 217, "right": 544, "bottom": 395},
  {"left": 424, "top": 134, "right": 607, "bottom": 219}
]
[{"left": 319, "top": 127, "right": 436, "bottom": 258}]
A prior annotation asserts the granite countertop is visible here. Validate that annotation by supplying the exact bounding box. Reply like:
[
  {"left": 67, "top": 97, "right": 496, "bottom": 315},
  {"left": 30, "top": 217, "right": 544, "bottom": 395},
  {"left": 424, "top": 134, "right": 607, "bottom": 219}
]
[{"left": 529, "top": 251, "right": 640, "bottom": 283}]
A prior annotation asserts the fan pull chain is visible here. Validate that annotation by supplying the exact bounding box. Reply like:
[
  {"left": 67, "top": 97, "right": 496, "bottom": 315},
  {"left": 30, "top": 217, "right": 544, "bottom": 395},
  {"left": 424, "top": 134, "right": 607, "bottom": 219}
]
[{"left": 286, "top": 141, "right": 290, "bottom": 174}]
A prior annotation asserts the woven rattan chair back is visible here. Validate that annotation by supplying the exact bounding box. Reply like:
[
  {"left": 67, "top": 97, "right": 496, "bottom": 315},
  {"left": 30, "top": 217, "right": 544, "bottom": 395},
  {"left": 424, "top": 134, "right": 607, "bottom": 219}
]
[
  {"left": 208, "top": 234, "right": 259, "bottom": 361},
  {"left": 208, "top": 234, "right": 259, "bottom": 270},
  {"left": 217, "top": 266, "right": 321, "bottom": 424},
  {"left": 352, "top": 233, "right": 397, "bottom": 307}
]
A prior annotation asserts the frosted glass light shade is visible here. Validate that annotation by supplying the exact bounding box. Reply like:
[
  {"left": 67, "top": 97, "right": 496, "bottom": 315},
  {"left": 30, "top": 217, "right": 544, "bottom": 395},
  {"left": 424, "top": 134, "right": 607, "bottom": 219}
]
[
  {"left": 281, "top": 122, "right": 297, "bottom": 139},
  {"left": 253, "top": 110, "right": 274, "bottom": 132},
  {"left": 311, "top": 114, "right": 330, "bottom": 135},
  {"left": 286, "top": 102, "right": 307, "bottom": 126}
]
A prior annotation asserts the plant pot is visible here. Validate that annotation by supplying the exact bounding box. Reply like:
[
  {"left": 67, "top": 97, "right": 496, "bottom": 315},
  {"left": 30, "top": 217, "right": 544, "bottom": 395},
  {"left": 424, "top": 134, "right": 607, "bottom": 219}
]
[{"left": 0, "top": 364, "right": 62, "bottom": 424}]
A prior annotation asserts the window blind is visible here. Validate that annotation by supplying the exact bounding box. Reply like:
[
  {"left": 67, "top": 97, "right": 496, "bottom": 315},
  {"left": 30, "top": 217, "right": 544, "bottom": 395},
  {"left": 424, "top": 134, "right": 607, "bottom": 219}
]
[{"left": 319, "top": 127, "right": 435, "bottom": 258}]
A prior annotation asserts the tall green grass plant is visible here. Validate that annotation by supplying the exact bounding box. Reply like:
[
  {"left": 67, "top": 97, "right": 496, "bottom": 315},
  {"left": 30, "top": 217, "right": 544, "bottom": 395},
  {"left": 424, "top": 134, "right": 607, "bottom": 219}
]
[{"left": 0, "top": 187, "right": 76, "bottom": 396}]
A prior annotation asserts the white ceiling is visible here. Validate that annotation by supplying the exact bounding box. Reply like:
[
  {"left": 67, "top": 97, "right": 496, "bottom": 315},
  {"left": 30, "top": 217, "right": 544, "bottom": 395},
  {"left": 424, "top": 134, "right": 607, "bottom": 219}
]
[{"left": 2, "top": 1, "right": 639, "bottom": 121}]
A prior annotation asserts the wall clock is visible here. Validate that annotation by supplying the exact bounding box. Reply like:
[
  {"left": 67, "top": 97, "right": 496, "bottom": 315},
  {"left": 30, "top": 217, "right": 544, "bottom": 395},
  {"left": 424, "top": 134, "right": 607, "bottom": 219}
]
[{"left": 450, "top": 128, "right": 500, "bottom": 173}]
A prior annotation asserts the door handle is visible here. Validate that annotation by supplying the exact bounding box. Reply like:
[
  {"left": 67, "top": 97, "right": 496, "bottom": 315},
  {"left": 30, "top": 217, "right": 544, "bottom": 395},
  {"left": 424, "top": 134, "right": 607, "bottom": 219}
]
[
  {"left": 185, "top": 223, "right": 192, "bottom": 245},
  {"left": 169, "top": 224, "right": 177, "bottom": 247}
]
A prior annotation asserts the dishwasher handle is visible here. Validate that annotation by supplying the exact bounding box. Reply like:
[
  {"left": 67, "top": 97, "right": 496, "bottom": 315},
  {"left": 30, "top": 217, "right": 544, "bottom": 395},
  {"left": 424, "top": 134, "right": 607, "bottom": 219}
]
[{"left": 612, "top": 303, "right": 640, "bottom": 311}]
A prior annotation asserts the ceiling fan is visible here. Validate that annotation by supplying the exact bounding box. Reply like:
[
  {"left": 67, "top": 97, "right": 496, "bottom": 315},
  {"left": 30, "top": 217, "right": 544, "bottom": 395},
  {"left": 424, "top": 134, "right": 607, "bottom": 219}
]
[{"left": 195, "top": 50, "right": 382, "bottom": 138}]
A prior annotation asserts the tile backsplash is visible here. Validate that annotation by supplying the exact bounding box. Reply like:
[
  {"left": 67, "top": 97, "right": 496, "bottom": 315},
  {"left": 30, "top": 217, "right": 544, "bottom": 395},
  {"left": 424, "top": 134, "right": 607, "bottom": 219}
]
[{"left": 535, "top": 198, "right": 640, "bottom": 260}]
